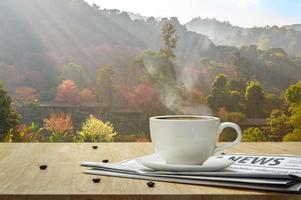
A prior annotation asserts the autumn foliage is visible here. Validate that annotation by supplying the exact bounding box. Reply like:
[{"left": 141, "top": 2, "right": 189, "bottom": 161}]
[
  {"left": 15, "top": 87, "right": 37, "bottom": 102},
  {"left": 3, "top": 123, "right": 43, "bottom": 142},
  {"left": 114, "top": 83, "right": 130, "bottom": 106},
  {"left": 128, "top": 83, "right": 160, "bottom": 108},
  {"left": 55, "top": 80, "right": 79, "bottom": 104},
  {"left": 43, "top": 113, "right": 73, "bottom": 134},
  {"left": 79, "top": 88, "right": 96, "bottom": 103}
]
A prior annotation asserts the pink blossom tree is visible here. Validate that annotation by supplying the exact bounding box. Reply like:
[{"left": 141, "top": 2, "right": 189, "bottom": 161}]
[
  {"left": 128, "top": 83, "right": 159, "bottom": 107},
  {"left": 55, "top": 80, "right": 79, "bottom": 104},
  {"left": 79, "top": 88, "right": 96, "bottom": 103}
]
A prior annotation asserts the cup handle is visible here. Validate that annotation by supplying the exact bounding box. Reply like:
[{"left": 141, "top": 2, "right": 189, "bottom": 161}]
[{"left": 214, "top": 122, "right": 242, "bottom": 154}]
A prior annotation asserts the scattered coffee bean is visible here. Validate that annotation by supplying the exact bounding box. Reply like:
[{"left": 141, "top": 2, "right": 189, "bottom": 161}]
[
  {"left": 92, "top": 146, "right": 98, "bottom": 149},
  {"left": 147, "top": 181, "right": 155, "bottom": 188},
  {"left": 92, "top": 178, "right": 101, "bottom": 183},
  {"left": 39, "top": 165, "right": 47, "bottom": 170},
  {"left": 102, "top": 159, "right": 109, "bottom": 163},
  {"left": 221, "top": 152, "right": 225, "bottom": 155}
]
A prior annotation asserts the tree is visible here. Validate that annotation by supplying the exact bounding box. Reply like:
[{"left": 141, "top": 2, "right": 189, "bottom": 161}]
[
  {"left": 159, "top": 22, "right": 178, "bottom": 82},
  {"left": 281, "top": 82, "right": 301, "bottom": 141},
  {"left": 135, "top": 22, "right": 179, "bottom": 109},
  {"left": 114, "top": 83, "right": 130, "bottom": 106},
  {"left": 0, "top": 82, "right": 20, "bottom": 139},
  {"left": 228, "top": 90, "right": 243, "bottom": 112},
  {"left": 263, "top": 93, "right": 283, "bottom": 117},
  {"left": 15, "top": 87, "right": 38, "bottom": 102},
  {"left": 127, "top": 83, "right": 162, "bottom": 113},
  {"left": 55, "top": 80, "right": 79, "bottom": 104},
  {"left": 283, "top": 129, "right": 301, "bottom": 142},
  {"left": 127, "top": 82, "right": 168, "bottom": 133},
  {"left": 160, "top": 22, "right": 177, "bottom": 60},
  {"left": 212, "top": 74, "right": 227, "bottom": 89},
  {"left": 206, "top": 74, "right": 242, "bottom": 112},
  {"left": 284, "top": 81, "right": 301, "bottom": 108},
  {"left": 245, "top": 80, "right": 264, "bottom": 118},
  {"left": 60, "top": 63, "right": 91, "bottom": 88},
  {"left": 96, "top": 64, "right": 115, "bottom": 108},
  {"left": 79, "top": 88, "right": 96, "bottom": 103},
  {"left": 206, "top": 74, "right": 229, "bottom": 112},
  {"left": 242, "top": 128, "right": 267, "bottom": 142},
  {"left": 283, "top": 103, "right": 301, "bottom": 142},
  {"left": 289, "top": 104, "right": 301, "bottom": 129},
  {"left": 266, "top": 109, "right": 292, "bottom": 141},
  {"left": 265, "top": 82, "right": 301, "bottom": 142}
]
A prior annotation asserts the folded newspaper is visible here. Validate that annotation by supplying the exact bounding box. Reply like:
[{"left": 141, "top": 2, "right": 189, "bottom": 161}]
[{"left": 81, "top": 153, "right": 301, "bottom": 193}]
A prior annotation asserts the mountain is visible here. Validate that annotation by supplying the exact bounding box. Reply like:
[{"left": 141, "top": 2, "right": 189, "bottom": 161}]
[
  {"left": 284, "top": 24, "right": 301, "bottom": 32},
  {"left": 0, "top": 0, "right": 300, "bottom": 99},
  {"left": 185, "top": 17, "right": 245, "bottom": 46},
  {"left": 0, "top": 0, "right": 213, "bottom": 93},
  {"left": 0, "top": 0, "right": 214, "bottom": 65},
  {"left": 186, "top": 18, "right": 301, "bottom": 57},
  {"left": 230, "top": 26, "right": 301, "bottom": 57},
  {"left": 203, "top": 45, "right": 301, "bottom": 91},
  {"left": 127, "top": 11, "right": 148, "bottom": 21},
  {"left": 99, "top": 13, "right": 214, "bottom": 66}
]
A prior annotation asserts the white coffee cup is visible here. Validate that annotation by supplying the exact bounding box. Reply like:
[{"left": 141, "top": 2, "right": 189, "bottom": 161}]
[{"left": 149, "top": 115, "right": 242, "bottom": 165}]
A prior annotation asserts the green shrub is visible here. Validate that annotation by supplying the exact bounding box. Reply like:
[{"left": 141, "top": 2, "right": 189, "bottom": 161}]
[
  {"left": 0, "top": 82, "right": 20, "bottom": 139},
  {"left": 43, "top": 113, "right": 74, "bottom": 142},
  {"left": 283, "top": 129, "right": 301, "bottom": 142},
  {"left": 3, "top": 122, "right": 43, "bottom": 142},
  {"left": 242, "top": 127, "right": 266, "bottom": 142},
  {"left": 79, "top": 115, "right": 116, "bottom": 142}
]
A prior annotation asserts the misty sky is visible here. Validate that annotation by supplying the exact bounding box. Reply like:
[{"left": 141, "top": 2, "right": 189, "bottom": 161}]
[{"left": 85, "top": 0, "right": 301, "bottom": 27}]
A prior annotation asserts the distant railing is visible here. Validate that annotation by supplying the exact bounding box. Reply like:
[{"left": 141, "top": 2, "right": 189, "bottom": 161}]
[
  {"left": 39, "top": 103, "right": 268, "bottom": 130},
  {"left": 39, "top": 103, "right": 142, "bottom": 112},
  {"left": 239, "top": 118, "right": 267, "bottom": 127}
]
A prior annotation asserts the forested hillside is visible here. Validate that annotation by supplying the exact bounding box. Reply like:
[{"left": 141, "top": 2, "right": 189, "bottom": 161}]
[
  {"left": 186, "top": 18, "right": 301, "bottom": 57},
  {"left": 1, "top": 0, "right": 300, "bottom": 98},
  {"left": 0, "top": 0, "right": 214, "bottom": 96},
  {"left": 203, "top": 46, "right": 301, "bottom": 91},
  {"left": 185, "top": 18, "right": 244, "bottom": 46},
  {"left": 0, "top": 0, "right": 301, "bottom": 142}
]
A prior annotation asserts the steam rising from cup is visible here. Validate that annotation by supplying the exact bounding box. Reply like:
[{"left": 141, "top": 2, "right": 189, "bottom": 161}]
[{"left": 142, "top": 53, "right": 212, "bottom": 116}]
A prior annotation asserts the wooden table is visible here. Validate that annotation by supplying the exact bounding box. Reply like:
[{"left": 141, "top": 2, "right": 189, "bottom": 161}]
[{"left": 0, "top": 142, "right": 300, "bottom": 200}]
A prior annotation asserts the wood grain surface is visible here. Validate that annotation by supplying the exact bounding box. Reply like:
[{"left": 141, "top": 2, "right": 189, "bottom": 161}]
[{"left": 0, "top": 142, "right": 300, "bottom": 200}]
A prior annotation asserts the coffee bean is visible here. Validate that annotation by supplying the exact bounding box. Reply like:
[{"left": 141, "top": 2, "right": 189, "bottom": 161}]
[
  {"left": 92, "top": 146, "right": 98, "bottom": 149},
  {"left": 221, "top": 152, "right": 225, "bottom": 155},
  {"left": 39, "top": 165, "right": 47, "bottom": 170},
  {"left": 147, "top": 181, "right": 155, "bottom": 187},
  {"left": 102, "top": 159, "right": 109, "bottom": 163},
  {"left": 92, "top": 178, "right": 101, "bottom": 183}
]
